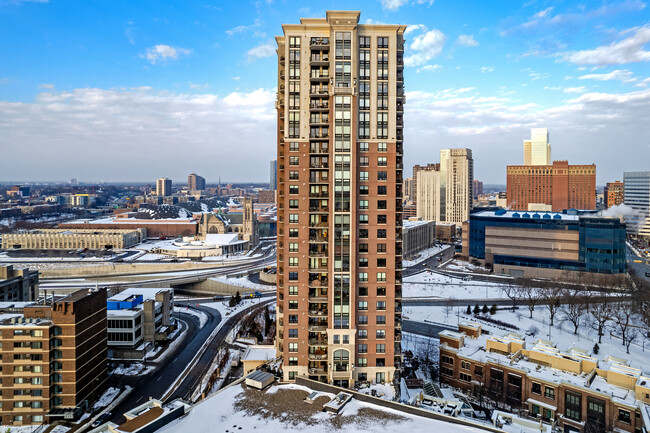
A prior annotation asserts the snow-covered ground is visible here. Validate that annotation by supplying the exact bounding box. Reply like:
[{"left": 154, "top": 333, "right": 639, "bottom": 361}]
[
  {"left": 211, "top": 274, "right": 275, "bottom": 292},
  {"left": 443, "top": 260, "right": 486, "bottom": 272},
  {"left": 111, "top": 362, "right": 155, "bottom": 376},
  {"left": 405, "top": 303, "right": 650, "bottom": 374},
  {"left": 403, "top": 271, "right": 511, "bottom": 299},
  {"left": 357, "top": 383, "right": 395, "bottom": 400},
  {"left": 402, "top": 245, "right": 446, "bottom": 267},
  {"left": 156, "top": 383, "right": 487, "bottom": 433},
  {"left": 93, "top": 387, "right": 121, "bottom": 410},
  {"left": 174, "top": 306, "right": 208, "bottom": 329}
]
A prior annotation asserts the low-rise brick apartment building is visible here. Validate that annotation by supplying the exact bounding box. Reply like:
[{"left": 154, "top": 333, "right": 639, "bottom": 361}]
[
  {"left": 439, "top": 322, "right": 649, "bottom": 433},
  {"left": 0, "top": 289, "right": 108, "bottom": 426}
]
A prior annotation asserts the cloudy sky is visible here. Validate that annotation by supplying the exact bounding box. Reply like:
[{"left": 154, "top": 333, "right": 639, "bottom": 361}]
[{"left": 1, "top": 0, "right": 649, "bottom": 185}]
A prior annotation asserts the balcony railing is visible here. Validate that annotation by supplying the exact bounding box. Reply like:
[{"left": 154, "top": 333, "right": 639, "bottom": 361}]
[
  {"left": 308, "top": 309, "right": 328, "bottom": 317},
  {"left": 308, "top": 338, "right": 328, "bottom": 346}
]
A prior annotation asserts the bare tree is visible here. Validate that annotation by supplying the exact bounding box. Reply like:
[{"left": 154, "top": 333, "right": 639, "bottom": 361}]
[
  {"left": 504, "top": 280, "right": 521, "bottom": 310},
  {"left": 588, "top": 302, "right": 613, "bottom": 344},
  {"left": 445, "top": 297, "right": 456, "bottom": 319},
  {"left": 560, "top": 289, "right": 587, "bottom": 335},
  {"left": 613, "top": 300, "right": 635, "bottom": 347},
  {"left": 625, "top": 328, "right": 638, "bottom": 354},
  {"left": 540, "top": 286, "right": 562, "bottom": 326}
]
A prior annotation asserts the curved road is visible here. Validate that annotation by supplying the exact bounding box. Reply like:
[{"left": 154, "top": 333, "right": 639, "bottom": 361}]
[{"left": 107, "top": 303, "right": 221, "bottom": 425}]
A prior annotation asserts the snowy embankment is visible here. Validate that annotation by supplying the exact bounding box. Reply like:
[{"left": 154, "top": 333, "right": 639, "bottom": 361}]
[
  {"left": 402, "top": 245, "right": 446, "bottom": 267},
  {"left": 211, "top": 274, "right": 275, "bottom": 292},
  {"left": 174, "top": 306, "right": 208, "bottom": 329}
]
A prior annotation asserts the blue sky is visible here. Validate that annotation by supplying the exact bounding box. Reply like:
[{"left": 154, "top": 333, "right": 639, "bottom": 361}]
[{"left": 1, "top": 0, "right": 649, "bottom": 184}]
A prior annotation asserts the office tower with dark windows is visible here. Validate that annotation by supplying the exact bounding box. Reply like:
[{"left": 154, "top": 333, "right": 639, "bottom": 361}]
[
  {"left": 624, "top": 171, "right": 650, "bottom": 240},
  {"left": 275, "top": 11, "right": 405, "bottom": 387}
]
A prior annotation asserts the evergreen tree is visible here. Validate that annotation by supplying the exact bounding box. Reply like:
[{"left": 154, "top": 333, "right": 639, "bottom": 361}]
[
  {"left": 473, "top": 304, "right": 480, "bottom": 315},
  {"left": 228, "top": 295, "right": 236, "bottom": 307},
  {"left": 482, "top": 304, "right": 488, "bottom": 314},
  {"left": 466, "top": 305, "right": 472, "bottom": 315},
  {"left": 264, "top": 306, "right": 271, "bottom": 336},
  {"left": 490, "top": 304, "right": 498, "bottom": 315},
  {"left": 235, "top": 291, "right": 241, "bottom": 304},
  {"left": 593, "top": 343, "right": 600, "bottom": 355}
]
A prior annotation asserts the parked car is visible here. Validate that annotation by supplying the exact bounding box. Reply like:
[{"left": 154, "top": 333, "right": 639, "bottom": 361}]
[{"left": 92, "top": 412, "right": 112, "bottom": 428}]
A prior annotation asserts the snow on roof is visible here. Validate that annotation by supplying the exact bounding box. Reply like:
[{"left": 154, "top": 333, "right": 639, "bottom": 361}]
[
  {"left": 155, "top": 383, "right": 489, "bottom": 433},
  {"left": 242, "top": 345, "right": 277, "bottom": 362},
  {"left": 402, "top": 220, "right": 432, "bottom": 229},
  {"left": 472, "top": 210, "right": 580, "bottom": 221},
  {"left": 61, "top": 217, "right": 197, "bottom": 225},
  {"left": 111, "top": 288, "right": 172, "bottom": 302},
  {"left": 204, "top": 233, "right": 244, "bottom": 245}
]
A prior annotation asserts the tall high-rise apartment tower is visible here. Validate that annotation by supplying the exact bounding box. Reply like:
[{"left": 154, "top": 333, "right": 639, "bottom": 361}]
[
  {"left": 523, "top": 128, "right": 551, "bottom": 165},
  {"left": 188, "top": 173, "right": 206, "bottom": 191},
  {"left": 416, "top": 149, "right": 473, "bottom": 225},
  {"left": 275, "top": 11, "right": 405, "bottom": 387},
  {"left": 156, "top": 177, "right": 172, "bottom": 197},
  {"left": 624, "top": 172, "right": 650, "bottom": 240}
]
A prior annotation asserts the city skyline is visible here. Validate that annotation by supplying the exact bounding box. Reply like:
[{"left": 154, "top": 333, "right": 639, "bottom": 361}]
[{"left": 1, "top": 1, "right": 650, "bottom": 184}]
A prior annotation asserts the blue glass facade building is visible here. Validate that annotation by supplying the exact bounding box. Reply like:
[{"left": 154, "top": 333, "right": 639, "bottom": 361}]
[{"left": 468, "top": 209, "right": 626, "bottom": 274}]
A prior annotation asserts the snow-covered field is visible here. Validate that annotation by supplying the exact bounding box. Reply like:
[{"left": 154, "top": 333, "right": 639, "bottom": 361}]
[
  {"left": 174, "top": 306, "right": 208, "bottom": 329},
  {"left": 157, "top": 383, "right": 487, "bottom": 433},
  {"left": 403, "top": 271, "right": 510, "bottom": 299}
]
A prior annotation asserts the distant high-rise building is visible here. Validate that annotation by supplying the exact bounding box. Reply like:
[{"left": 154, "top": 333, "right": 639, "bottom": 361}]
[
  {"left": 416, "top": 169, "right": 440, "bottom": 221},
  {"left": 156, "top": 177, "right": 172, "bottom": 196},
  {"left": 604, "top": 181, "right": 624, "bottom": 208},
  {"left": 624, "top": 171, "right": 650, "bottom": 240},
  {"left": 473, "top": 179, "right": 483, "bottom": 198},
  {"left": 275, "top": 11, "right": 405, "bottom": 387},
  {"left": 270, "top": 160, "right": 277, "bottom": 190},
  {"left": 415, "top": 149, "right": 473, "bottom": 225},
  {"left": 523, "top": 128, "right": 551, "bottom": 165},
  {"left": 507, "top": 161, "right": 596, "bottom": 211},
  {"left": 412, "top": 163, "right": 439, "bottom": 205},
  {"left": 403, "top": 177, "right": 414, "bottom": 203},
  {"left": 440, "top": 148, "right": 474, "bottom": 225},
  {"left": 188, "top": 173, "right": 206, "bottom": 191}
]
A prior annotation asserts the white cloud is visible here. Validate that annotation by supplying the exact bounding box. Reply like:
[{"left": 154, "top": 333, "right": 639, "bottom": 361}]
[
  {"left": 457, "top": 34, "right": 478, "bottom": 47},
  {"left": 525, "top": 69, "right": 550, "bottom": 80},
  {"left": 380, "top": 0, "right": 433, "bottom": 10},
  {"left": 247, "top": 43, "right": 275, "bottom": 60},
  {"left": 404, "top": 24, "right": 426, "bottom": 35},
  {"left": 0, "top": 87, "right": 276, "bottom": 182},
  {"left": 141, "top": 45, "right": 192, "bottom": 64},
  {"left": 578, "top": 69, "right": 637, "bottom": 83},
  {"left": 226, "top": 18, "right": 262, "bottom": 36},
  {"left": 232, "top": 76, "right": 241, "bottom": 81},
  {"left": 636, "top": 77, "right": 650, "bottom": 87},
  {"left": 560, "top": 25, "right": 650, "bottom": 65},
  {"left": 405, "top": 29, "right": 445, "bottom": 67},
  {"left": 189, "top": 83, "right": 209, "bottom": 90},
  {"left": 416, "top": 64, "right": 442, "bottom": 73},
  {"left": 480, "top": 66, "right": 494, "bottom": 73},
  {"left": 38, "top": 83, "right": 54, "bottom": 89},
  {"left": 380, "top": 0, "right": 408, "bottom": 10},
  {"left": 404, "top": 87, "right": 650, "bottom": 182},
  {"left": 563, "top": 86, "right": 588, "bottom": 93}
]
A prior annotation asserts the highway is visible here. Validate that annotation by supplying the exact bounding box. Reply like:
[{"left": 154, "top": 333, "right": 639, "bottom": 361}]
[{"left": 626, "top": 246, "right": 650, "bottom": 282}]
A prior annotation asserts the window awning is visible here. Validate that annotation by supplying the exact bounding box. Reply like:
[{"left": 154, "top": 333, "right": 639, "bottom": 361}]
[{"left": 527, "top": 398, "right": 557, "bottom": 411}]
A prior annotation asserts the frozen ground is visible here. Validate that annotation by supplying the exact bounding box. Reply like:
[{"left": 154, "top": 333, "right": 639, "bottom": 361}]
[
  {"left": 111, "top": 362, "right": 155, "bottom": 376},
  {"left": 93, "top": 387, "right": 121, "bottom": 410},
  {"left": 156, "top": 383, "right": 487, "bottom": 433},
  {"left": 405, "top": 303, "right": 650, "bottom": 374},
  {"left": 174, "top": 306, "right": 208, "bottom": 329},
  {"left": 211, "top": 274, "right": 275, "bottom": 292},
  {"left": 403, "top": 271, "right": 511, "bottom": 299},
  {"left": 444, "top": 260, "right": 486, "bottom": 272},
  {"left": 402, "top": 245, "right": 446, "bottom": 267}
]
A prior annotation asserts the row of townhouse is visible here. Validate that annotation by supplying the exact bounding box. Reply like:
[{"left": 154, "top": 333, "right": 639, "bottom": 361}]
[{"left": 439, "top": 322, "right": 650, "bottom": 433}]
